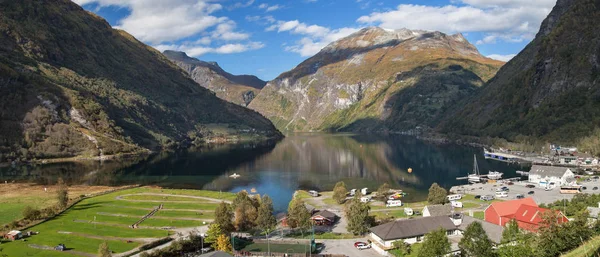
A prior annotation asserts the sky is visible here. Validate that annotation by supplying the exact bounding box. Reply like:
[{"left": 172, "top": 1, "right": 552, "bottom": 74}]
[{"left": 73, "top": 0, "right": 558, "bottom": 81}]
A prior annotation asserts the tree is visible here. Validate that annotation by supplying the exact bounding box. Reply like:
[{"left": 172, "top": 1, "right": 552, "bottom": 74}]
[
  {"left": 497, "top": 219, "right": 534, "bottom": 257},
  {"left": 458, "top": 221, "right": 496, "bottom": 257},
  {"left": 256, "top": 195, "right": 277, "bottom": 234},
  {"left": 231, "top": 191, "right": 258, "bottom": 231},
  {"left": 391, "top": 240, "right": 411, "bottom": 257},
  {"left": 205, "top": 223, "right": 223, "bottom": 244},
  {"left": 287, "top": 197, "right": 311, "bottom": 231},
  {"left": 377, "top": 183, "right": 391, "bottom": 201},
  {"left": 345, "top": 193, "right": 371, "bottom": 235},
  {"left": 56, "top": 177, "right": 69, "bottom": 209},
  {"left": 22, "top": 206, "right": 41, "bottom": 220},
  {"left": 427, "top": 183, "right": 448, "bottom": 205},
  {"left": 535, "top": 211, "right": 566, "bottom": 257},
  {"left": 98, "top": 241, "right": 111, "bottom": 257},
  {"left": 215, "top": 234, "right": 232, "bottom": 253},
  {"left": 418, "top": 228, "right": 450, "bottom": 257},
  {"left": 332, "top": 181, "right": 348, "bottom": 204},
  {"left": 214, "top": 202, "right": 234, "bottom": 234}
]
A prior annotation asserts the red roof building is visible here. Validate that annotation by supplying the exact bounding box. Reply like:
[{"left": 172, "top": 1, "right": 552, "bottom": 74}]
[{"left": 484, "top": 198, "right": 567, "bottom": 232}]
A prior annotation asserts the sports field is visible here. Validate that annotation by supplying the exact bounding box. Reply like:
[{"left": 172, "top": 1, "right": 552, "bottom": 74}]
[{"left": 0, "top": 187, "right": 235, "bottom": 256}]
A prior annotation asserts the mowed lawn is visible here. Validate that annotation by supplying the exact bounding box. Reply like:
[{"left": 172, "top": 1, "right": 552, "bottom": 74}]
[{"left": 0, "top": 187, "right": 235, "bottom": 256}]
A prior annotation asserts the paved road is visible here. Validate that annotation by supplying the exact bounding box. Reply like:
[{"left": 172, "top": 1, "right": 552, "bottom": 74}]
[{"left": 318, "top": 239, "right": 381, "bottom": 257}]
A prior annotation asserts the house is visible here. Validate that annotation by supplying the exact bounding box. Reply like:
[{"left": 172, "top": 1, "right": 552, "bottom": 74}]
[
  {"left": 511, "top": 204, "right": 568, "bottom": 232},
  {"left": 485, "top": 198, "right": 538, "bottom": 226},
  {"left": 369, "top": 216, "right": 459, "bottom": 254},
  {"left": 528, "top": 165, "right": 575, "bottom": 187},
  {"left": 4, "top": 230, "right": 22, "bottom": 241},
  {"left": 311, "top": 210, "right": 337, "bottom": 226},
  {"left": 559, "top": 156, "right": 578, "bottom": 165},
  {"left": 422, "top": 204, "right": 453, "bottom": 217},
  {"left": 458, "top": 215, "right": 504, "bottom": 244},
  {"left": 484, "top": 198, "right": 568, "bottom": 232}
]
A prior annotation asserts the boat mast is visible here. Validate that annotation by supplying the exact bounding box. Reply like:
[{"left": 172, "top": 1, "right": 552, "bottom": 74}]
[{"left": 473, "top": 154, "right": 480, "bottom": 175}]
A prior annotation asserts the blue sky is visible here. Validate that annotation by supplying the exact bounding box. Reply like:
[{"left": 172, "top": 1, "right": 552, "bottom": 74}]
[{"left": 74, "top": 0, "right": 557, "bottom": 81}]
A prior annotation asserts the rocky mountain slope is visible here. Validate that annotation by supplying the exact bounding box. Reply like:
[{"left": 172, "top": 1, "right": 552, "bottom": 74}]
[
  {"left": 163, "top": 50, "right": 266, "bottom": 106},
  {"left": 249, "top": 27, "right": 504, "bottom": 132},
  {"left": 439, "top": 0, "right": 600, "bottom": 151},
  {"left": 0, "top": 0, "right": 280, "bottom": 162}
]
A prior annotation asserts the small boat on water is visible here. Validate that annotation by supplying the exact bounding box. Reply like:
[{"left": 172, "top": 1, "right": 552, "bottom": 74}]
[
  {"left": 229, "top": 173, "right": 241, "bottom": 179},
  {"left": 468, "top": 155, "right": 482, "bottom": 183},
  {"left": 487, "top": 171, "right": 504, "bottom": 180}
]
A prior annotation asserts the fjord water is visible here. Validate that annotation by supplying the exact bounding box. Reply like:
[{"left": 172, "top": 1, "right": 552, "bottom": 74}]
[{"left": 0, "top": 134, "right": 522, "bottom": 212}]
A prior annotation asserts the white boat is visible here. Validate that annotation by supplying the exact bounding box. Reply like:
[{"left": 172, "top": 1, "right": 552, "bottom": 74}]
[
  {"left": 487, "top": 171, "right": 503, "bottom": 180},
  {"left": 468, "top": 155, "right": 482, "bottom": 183},
  {"left": 229, "top": 173, "right": 241, "bottom": 179}
]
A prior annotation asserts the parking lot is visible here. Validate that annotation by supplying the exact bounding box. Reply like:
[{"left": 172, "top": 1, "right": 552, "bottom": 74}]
[
  {"left": 318, "top": 239, "right": 381, "bottom": 257},
  {"left": 451, "top": 179, "right": 600, "bottom": 205}
]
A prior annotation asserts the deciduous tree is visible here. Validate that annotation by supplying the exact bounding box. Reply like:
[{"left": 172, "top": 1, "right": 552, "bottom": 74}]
[
  {"left": 418, "top": 228, "right": 450, "bottom": 257},
  {"left": 214, "top": 202, "right": 234, "bottom": 234},
  {"left": 98, "top": 241, "right": 111, "bottom": 257},
  {"left": 391, "top": 240, "right": 411, "bottom": 257},
  {"left": 377, "top": 183, "right": 391, "bottom": 201},
  {"left": 205, "top": 223, "right": 223, "bottom": 244},
  {"left": 256, "top": 195, "right": 277, "bottom": 233},
  {"left": 56, "top": 177, "right": 69, "bottom": 209},
  {"left": 497, "top": 219, "right": 534, "bottom": 257},
  {"left": 287, "top": 197, "right": 311, "bottom": 231},
  {"left": 332, "top": 181, "right": 347, "bottom": 204},
  {"left": 215, "top": 234, "right": 232, "bottom": 253},
  {"left": 427, "top": 183, "right": 448, "bottom": 205},
  {"left": 345, "top": 193, "right": 371, "bottom": 235},
  {"left": 458, "top": 221, "right": 496, "bottom": 257}
]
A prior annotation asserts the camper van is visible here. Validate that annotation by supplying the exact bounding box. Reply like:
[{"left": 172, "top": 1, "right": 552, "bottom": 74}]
[
  {"left": 447, "top": 194, "right": 462, "bottom": 201},
  {"left": 404, "top": 208, "right": 414, "bottom": 216},
  {"left": 309, "top": 190, "right": 319, "bottom": 197},
  {"left": 349, "top": 189, "right": 357, "bottom": 196},
  {"left": 481, "top": 195, "right": 495, "bottom": 201},
  {"left": 495, "top": 191, "right": 508, "bottom": 198},
  {"left": 386, "top": 200, "right": 402, "bottom": 207},
  {"left": 451, "top": 201, "right": 463, "bottom": 208},
  {"left": 360, "top": 196, "right": 371, "bottom": 203},
  {"left": 361, "top": 188, "right": 369, "bottom": 195}
]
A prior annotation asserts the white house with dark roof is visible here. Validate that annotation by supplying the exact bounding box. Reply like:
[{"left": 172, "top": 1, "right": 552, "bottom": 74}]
[{"left": 528, "top": 165, "right": 575, "bottom": 187}]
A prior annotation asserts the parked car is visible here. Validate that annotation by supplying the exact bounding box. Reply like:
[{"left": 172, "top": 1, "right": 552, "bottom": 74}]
[
  {"left": 516, "top": 194, "right": 524, "bottom": 199},
  {"left": 582, "top": 186, "right": 588, "bottom": 190},
  {"left": 354, "top": 242, "right": 371, "bottom": 250},
  {"left": 481, "top": 195, "right": 495, "bottom": 201},
  {"left": 55, "top": 244, "right": 66, "bottom": 251},
  {"left": 594, "top": 187, "right": 599, "bottom": 190},
  {"left": 507, "top": 182, "right": 514, "bottom": 185},
  {"left": 526, "top": 185, "right": 536, "bottom": 188},
  {"left": 474, "top": 195, "right": 481, "bottom": 199},
  {"left": 528, "top": 191, "right": 535, "bottom": 195}
]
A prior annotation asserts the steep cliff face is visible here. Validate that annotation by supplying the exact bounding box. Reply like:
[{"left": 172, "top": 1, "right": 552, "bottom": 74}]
[
  {"left": 163, "top": 51, "right": 266, "bottom": 106},
  {"left": 249, "top": 27, "right": 503, "bottom": 132},
  {"left": 440, "top": 0, "right": 600, "bottom": 150},
  {"left": 0, "top": 0, "right": 280, "bottom": 162}
]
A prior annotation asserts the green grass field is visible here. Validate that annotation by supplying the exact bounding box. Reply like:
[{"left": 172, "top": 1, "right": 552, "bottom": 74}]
[
  {"left": 0, "top": 195, "right": 55, "bottom": 226},
  {"left": 561, "top": 235, "right": 600, "bottom": 257},
  {"left": 0, "top": 187, "right": 235, "bottom": 256}
]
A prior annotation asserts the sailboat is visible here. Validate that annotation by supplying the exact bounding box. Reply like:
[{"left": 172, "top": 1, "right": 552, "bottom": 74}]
[
  {"left": 468, "top": 155, "right": 482, "bottom": 183},
  {"left": 229, "top": 173, "right": 241, "bottom": 179}
]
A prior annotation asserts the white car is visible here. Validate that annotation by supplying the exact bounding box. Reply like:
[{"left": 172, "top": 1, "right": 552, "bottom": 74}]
[{"left": 354, "top": 242, "right": 371, "bottom": 250}]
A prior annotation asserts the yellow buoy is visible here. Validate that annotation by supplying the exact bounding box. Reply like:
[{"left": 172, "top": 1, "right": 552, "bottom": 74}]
[{"left": 408, "top": 168, "right": 413, "bottom": 173}]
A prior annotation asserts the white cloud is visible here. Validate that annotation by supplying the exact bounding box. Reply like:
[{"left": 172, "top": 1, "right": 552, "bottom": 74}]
[
  {"left": 155, "top": 41, "right": 264, "bottom": 56},
  {"left": 73, "top": 0, "right": 261, "bottom": 56},
  {"left": 487, "top": 54, "right": 516, "bottom": 62},
  {"left": 258, "top": 3, "right": 282, "bottom": 12},
  {"left": 266, "top": 19, "right": 358, "bottom": 57},
  {"left": 357, "top": 1, "right": 554, "bottom": 45}
]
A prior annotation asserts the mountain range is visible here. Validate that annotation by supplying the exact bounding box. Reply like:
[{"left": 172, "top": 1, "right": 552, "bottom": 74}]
[
  {"left": 248, "top": 27, "right": 503, "bottom": 132},
  {"left": 163, "top": 50, "right": 266, "bottom": 106},
  {"left": 0, "top": 0, "right": 280, "bottom": 162}
]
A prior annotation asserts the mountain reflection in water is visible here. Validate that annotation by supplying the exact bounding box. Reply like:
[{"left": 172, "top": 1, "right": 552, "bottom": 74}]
[{"left": 0, "top": 134, "right": 523, "bottom": 211}]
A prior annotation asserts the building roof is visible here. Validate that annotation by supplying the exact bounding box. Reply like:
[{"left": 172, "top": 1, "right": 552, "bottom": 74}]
[
  {"left": 369, "top": 216, "right": 456, "bottom": 241},
  {"left": 459, "top": 216, "right": 504, "bottom": 244},
  {"left": 312, "top": 210, "right": 337, "bottom": 221},
  {"left": 197, "top": 251, "right": 234, "bottom": 257},
  {"left": 529, "top": 165, "right": 571, "bottom": 177},
  {"left": 7, "top": 230, "right": 21, "bottom": 236},
  {"left": 510, "top": 204, "right": 566, "bottom": 230},
  {"left": 488, "top": 198, "right": 538, "bottom": 217},
  {"left": 424, "top": 204, "right": 453, "bottom": 217},
  {"left": 587, "top": 207, "right": 600, "bottom": 218}
]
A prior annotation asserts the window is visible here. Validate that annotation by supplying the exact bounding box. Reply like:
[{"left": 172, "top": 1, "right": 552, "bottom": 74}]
[
  {"left": 447, "top": 230, "right": 454, "bottom": 236},
  {"left": 417, "top": 236, "right": 423, "bottom": 242}
]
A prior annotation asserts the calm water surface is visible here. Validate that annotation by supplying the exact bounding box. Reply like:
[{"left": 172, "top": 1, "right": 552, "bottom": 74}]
[{"left": 0, "top": 134, "right": 526, "bottom": 212}]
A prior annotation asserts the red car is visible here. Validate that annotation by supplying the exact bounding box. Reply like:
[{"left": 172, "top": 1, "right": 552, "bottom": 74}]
[{"left": 354, "top": 242, "right": 371, "bottom": 250}]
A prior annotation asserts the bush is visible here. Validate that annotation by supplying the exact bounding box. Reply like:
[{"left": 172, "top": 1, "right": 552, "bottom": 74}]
[{"left": 22, "top": 206, "right": 41, "bottom": 220}]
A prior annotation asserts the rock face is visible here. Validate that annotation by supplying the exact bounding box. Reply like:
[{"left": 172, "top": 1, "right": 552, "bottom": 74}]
[
  {"left": 163, "top": 50, "right": 266, "bottom": 106},
  {"left": 0, "top": 0, "right": 280, "bottom": 162},
  {"left": 439, "top": 0, "right": 600, "bottom": 149},
  {"left": 249, "top": 27, "right": 504, "bottom": 132}
]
